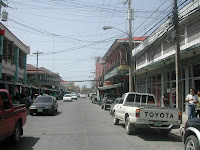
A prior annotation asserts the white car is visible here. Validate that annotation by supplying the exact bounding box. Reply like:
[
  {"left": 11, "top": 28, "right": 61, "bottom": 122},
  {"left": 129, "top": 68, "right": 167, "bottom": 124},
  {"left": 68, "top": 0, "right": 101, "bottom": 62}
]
[
  {"left": 80, "top": 94, "right": 87, "bottom": 98},
  {"left": 63, "top": 94, "right": 72, "bottom": 102},
  {"left": 72, "top": 94, "right": 78, "bottom": 100}
]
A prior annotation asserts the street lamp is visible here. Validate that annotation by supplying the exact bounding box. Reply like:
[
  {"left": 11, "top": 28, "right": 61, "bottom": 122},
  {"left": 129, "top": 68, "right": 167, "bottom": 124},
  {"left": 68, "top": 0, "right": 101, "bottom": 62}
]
[{"left": 103, "top": 26, "right": 134, "bottom": 92}]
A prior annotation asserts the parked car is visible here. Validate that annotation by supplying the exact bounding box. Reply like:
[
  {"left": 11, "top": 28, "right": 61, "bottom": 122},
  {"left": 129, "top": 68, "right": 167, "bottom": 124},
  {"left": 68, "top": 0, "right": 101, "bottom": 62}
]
[
  {"left": 92, "top": 96, "right": 98, "bottom": 104},
  {"left": 101, "top": 93, "right": 119, "bottom": 110},
  {"left": 112, "top": 92, "right": 181, "bottom": 135},
  {"left": 109, "top": 97, "right": 121, "bottom": 115},
  {"left": 80, "top": 94, "right": 87, "bottom": 98},
  {"left": 0, "top": 89, "right": 27, "bottom": 144},
  {"left": 180, "top": 117, "right": 200, "bottom": 150},
  {"left": 63, "top": 94, "right": 72, "bottom": 102},
  {"left": 30, "top": 95, "right": 58, "bottom": 115},
  {"left": 72, "top": 94, "right": 78, "bottom": 100}
]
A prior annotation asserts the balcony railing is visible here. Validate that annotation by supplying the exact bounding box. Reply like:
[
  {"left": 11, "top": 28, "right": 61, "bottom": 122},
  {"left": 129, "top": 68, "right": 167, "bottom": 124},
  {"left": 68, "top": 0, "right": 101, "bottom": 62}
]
[{"left": 105, "top": 59, "right": 129, "bottom": 75}]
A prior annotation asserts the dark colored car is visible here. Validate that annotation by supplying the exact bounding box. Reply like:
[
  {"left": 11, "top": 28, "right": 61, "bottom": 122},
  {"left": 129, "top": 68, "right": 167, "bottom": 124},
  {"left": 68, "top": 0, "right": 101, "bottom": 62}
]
[
  {"left": 180, "top": 117, "right": 200, "bottom": 150},
  {"left": 109, "top": 97, "right": 121, "bottom": 115},
  {"left": 101, "top": 93, "right": 119, "bottom": 110},
  {"left": 30, "top": 95, "right": 58, "bottom": 116}
]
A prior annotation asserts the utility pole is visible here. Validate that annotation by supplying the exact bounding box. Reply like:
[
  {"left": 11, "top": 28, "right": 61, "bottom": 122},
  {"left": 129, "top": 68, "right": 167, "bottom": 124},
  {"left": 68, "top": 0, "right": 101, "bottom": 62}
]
[
  {"left": 173, "top": 0, "right": 182, "bottom": 122},
  {"left": 32, "top": 51, "right": 43, "bottom": 86},
  {"left": 126, "top": 0, "right": 134, "bottom": 92}
]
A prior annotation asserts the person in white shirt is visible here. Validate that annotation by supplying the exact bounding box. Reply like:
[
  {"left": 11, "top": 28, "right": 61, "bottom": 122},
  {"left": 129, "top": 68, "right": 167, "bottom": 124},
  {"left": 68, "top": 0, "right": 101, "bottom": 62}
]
[{"left": 185, "top": 89, "right": 198, "bottom": 120}]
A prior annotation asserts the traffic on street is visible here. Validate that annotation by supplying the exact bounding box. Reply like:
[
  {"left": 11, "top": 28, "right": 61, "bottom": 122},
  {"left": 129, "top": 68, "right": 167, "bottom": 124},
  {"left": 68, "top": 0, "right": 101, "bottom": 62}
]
[
  {"left": 0, "top": 0, "right": 200, "bottom": 150},
  {"left": 1, "top": 97, "right": 184, "bottom": 150}
]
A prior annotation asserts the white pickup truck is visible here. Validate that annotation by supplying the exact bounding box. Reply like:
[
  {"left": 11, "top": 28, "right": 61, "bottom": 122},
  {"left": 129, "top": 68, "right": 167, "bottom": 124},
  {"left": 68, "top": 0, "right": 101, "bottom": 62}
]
[{"left": 112, "top": 92, "right": 181, "bottom": 135}]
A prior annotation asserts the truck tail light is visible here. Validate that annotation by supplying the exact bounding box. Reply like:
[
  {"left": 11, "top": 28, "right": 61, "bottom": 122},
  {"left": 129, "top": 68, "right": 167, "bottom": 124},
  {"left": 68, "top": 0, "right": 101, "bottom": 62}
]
[
  {"left": 136, "top": 109, "right": 140, "bottom": 117},
  {"left": 178, "top": 111, "right": 182, "bottom": 120}
]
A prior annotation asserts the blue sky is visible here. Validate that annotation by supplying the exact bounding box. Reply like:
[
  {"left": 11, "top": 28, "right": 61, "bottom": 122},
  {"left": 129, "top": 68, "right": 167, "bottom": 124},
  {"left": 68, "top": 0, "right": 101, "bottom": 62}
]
[{"left": 2, "top": 0, "right": 181, "bottom": 87}]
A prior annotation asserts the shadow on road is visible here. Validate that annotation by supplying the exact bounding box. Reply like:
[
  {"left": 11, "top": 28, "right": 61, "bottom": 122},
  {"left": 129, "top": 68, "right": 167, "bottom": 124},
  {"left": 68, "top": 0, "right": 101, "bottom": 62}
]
[
  {"left": 117, "top": 123, "right": 182, "bottom": 142},
  {"left": 0, "top": 136, "right": 40, "bottom": 150},
  {"left": 30, "top": 111, "right": 62, "bottom": 117}
]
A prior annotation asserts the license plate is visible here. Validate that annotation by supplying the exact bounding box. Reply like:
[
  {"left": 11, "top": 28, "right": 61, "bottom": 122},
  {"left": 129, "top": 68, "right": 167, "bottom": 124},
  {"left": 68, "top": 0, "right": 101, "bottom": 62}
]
[
  {"left": 38, "top": 108, "right": 43, "bottom": 112},
  {"left": 154, "top": 122, "right": 162, "bottom": 126}
]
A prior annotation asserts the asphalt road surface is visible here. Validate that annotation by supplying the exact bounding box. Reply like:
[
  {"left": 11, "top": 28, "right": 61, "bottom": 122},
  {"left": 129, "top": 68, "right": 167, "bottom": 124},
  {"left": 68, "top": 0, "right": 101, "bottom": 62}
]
[{"left": 1, "top": 98, "right": 184, "bottom": 150}]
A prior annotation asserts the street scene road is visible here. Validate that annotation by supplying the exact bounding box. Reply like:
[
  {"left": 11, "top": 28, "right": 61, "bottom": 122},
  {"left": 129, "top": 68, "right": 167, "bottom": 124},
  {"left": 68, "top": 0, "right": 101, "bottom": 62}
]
[{"left": 1, "top": 98, "right": 184, "bottom": 150}]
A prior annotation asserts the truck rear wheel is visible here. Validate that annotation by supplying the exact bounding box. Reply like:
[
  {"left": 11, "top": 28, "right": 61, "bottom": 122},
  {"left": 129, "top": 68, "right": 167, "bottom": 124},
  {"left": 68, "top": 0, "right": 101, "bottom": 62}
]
[
  {"left": 10, "top": 122, "right": 21, "bottom": 144},
  {"left": 125, "top": 117, "right": 135, "bottom": 135},
  {"left": 113, "top": 112, "right": 119, "bottom": 125}
]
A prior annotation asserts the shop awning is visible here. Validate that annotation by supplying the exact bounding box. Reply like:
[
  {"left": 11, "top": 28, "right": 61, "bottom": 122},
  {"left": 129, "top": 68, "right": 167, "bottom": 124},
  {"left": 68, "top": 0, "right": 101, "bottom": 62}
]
[{"left": 98, "top": 83, "right": 122, "bottom": 90}]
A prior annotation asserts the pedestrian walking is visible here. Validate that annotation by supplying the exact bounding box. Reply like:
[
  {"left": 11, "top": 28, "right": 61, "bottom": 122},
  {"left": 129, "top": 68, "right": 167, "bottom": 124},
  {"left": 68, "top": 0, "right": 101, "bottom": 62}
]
[
  {"left": 185, "top": 89, "right": 198, "bottom": 120},
  {"left": 196, "top": 91, "right": 200, "bottom": 118}
]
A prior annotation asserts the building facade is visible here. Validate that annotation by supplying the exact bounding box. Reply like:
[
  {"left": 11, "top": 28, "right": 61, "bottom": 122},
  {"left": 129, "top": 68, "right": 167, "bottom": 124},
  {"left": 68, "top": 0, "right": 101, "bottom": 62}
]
[
  {"left": 101, "top": 37, "right": 147, "bottom": 93},
  {"left": 0, "top": 22, "right": 30, "bottom": 99},
  {"left": 27, "top": 64, "right": 62, "bottom": 90},
  {"left": 133, "top": 0, "right": 200, "bottom": 112}
]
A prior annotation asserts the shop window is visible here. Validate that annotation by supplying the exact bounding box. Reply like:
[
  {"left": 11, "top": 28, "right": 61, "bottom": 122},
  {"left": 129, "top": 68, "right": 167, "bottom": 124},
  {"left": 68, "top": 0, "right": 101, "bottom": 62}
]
[
  {"left": 137, "top": 79, "right": 140, "bottom": 86},
  {"left": 157, "top": 83, "right": 161, "bottom": 106},
  {"left": 182, "top": 67, "right": 185, "bottom": 79},
  {"left": 167, "top": 72, "right": 170, "bottom": 81},
  {"left": 152, "top": 76, "right": 156, "bottom": 83},
  {"left": 157, "top": 74, "right": 161, "bottom": 82},
  {"left": 152, "top": 84, "right": 157, "bottom": 97},
  {"left": 171, "top": 82, "right": 176, "bottom": 108},
  {"left": 171, "top": 70, "right": 176, "bottom": 81},
  {"left": 140, "top": 78, "right": 143, "bottom": 85},
  {"left": 189, "top": 65, "right": 193, "bottom": 78},
  {"left": 147, "top": 76, "right": 151, "bottom": 84},
  {"left": 189, "top": 79, "right": 193, "bottom": 91},
  {"left": 164, "top": 82, "right": 170, "bottom": 94},
  {"left": 147, "top": 85, "right": 151, "bottom": 94},
  {"left": 193, "top": 64, "right": 200, "bottom": 77}
]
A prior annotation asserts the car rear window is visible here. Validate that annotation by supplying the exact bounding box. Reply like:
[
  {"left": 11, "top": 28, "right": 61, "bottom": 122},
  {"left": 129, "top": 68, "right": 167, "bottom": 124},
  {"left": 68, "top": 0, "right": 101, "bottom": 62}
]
[
  {"left": 64, "top": 95, "right": 71, "bottom": 97},
  {"left": 135, "top": 94, "right": 141, "bottom": 103},
  {"left": 34, "top": 96, "right": 53, "bottom": 103},
  {"left": 141, "top": 95, "right": 147, "bottom": 103},
  {"left": 106, "top": 94, "right": 118, "bottom": 98},
  {"left": 126, "top": 94, "right": 135, "bottom": 102},
  {"left": 148, "top": 95, "right": 155, "bottom": 103}
]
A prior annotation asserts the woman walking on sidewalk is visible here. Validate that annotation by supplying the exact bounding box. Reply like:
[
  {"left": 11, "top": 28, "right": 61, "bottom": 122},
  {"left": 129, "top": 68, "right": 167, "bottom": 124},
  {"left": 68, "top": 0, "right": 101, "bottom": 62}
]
[{"left": 196, "top": 91, "right": 200, "bottom": 118}]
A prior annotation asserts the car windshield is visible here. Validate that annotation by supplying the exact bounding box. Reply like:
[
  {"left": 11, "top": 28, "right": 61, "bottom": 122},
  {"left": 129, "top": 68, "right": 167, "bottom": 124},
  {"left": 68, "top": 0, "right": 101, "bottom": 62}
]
[
  {"left": 72, "top": 94, "right": 77, "bottom": 96},
  {"left": 64, "top": 95, "right": 71, "bottom": 97},
  {"left": 34, "top": 96, "right": 53, "bottom": 103}
]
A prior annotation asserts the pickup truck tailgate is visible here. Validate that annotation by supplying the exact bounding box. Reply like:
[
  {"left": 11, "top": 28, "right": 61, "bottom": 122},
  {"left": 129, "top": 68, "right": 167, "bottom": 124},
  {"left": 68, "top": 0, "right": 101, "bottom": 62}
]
[{"left": 139, "top": 107, "right": 179, "bottom": 122}]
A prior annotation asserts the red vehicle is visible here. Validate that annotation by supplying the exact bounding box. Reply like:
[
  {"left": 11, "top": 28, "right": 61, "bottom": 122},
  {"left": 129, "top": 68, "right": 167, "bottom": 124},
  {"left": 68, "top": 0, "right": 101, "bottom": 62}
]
[{"left": 0, "top": 89, "right": 27, "bottom": 144}]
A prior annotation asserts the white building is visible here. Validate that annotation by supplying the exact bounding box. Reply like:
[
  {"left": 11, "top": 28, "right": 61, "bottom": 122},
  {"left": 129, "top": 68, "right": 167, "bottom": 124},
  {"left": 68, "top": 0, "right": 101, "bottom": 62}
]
[{"left": 133, "top": 0, "right": 200, "bottom": 113}]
